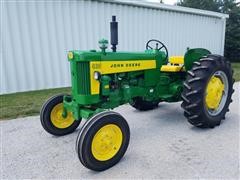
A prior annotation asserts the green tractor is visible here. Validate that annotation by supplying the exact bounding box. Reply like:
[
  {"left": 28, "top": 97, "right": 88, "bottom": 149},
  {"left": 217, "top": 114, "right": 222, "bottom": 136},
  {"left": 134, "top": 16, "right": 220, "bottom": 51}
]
[{"left": 40, "top": 16, "right": 234, "bottom": 171}]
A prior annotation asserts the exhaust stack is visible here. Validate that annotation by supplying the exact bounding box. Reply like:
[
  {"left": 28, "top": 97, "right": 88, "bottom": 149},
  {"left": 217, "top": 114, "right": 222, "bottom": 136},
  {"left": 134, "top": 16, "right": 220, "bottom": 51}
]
[{"left": 110, "top": 16, "right": 118, "bottom": 52}]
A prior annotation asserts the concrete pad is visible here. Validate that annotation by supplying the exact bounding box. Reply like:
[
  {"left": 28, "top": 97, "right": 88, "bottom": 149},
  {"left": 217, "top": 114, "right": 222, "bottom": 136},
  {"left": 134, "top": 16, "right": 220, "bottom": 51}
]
[{"left": 1, "top": 83, "right": 239, "bottom": 179}]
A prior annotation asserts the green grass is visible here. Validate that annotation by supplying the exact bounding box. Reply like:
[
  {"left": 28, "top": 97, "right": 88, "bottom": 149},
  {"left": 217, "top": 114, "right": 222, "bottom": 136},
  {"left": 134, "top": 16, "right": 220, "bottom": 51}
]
[
  {"left": 0, "top": 87, "right": 71, "bottom": 120},
  {"left": 0, "top": 62, "right": 239, "bottom": 120},
  {"left": 232, "top": 62, "right": 240, "bottom": 81}
]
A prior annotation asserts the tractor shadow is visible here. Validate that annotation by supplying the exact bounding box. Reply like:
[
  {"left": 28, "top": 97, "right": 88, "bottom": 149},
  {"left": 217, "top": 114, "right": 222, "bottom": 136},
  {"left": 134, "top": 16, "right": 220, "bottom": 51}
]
[{"left": 126, "top": 102, "right": 212, "bottom": 135}]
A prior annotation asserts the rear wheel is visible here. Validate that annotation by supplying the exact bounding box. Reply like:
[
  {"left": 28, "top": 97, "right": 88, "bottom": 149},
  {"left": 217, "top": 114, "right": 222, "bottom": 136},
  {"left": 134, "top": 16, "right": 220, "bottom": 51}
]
[
  {"left": 76, "top": 111, "right": 130, "bottom": 171},
  {"left": 40, "top": 94, "right": 81, "bottom": 136},
  {"left": 130, "top": 97, "right": 159, "bottom": 111},
  {"left": 181, "top": 55, "right": 234, "bottom": 128}
]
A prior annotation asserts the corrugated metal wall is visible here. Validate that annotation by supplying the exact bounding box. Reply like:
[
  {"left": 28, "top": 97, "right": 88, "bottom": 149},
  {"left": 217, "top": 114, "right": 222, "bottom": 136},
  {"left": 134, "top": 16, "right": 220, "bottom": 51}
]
[{"left": 1, "top": 0, "right": 227, "bottom": 94}]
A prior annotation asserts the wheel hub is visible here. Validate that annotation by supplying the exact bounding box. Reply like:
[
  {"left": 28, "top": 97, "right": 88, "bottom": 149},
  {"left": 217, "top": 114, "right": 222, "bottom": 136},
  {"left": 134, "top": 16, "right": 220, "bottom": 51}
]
[
  {"left": 91, "top": 124, "right": 123, "bottom": 161},
  {"left": 50, "top": 103, "right": 74, "bottom": 129},
  {"left": 205, "top": 76, "right": 225, "bottom": 110}
]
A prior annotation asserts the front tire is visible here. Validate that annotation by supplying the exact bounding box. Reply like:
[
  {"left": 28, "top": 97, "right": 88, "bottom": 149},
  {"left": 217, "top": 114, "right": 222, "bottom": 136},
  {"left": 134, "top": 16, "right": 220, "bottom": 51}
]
[
  {"left": 76, "top": 111, "right": 130, "bottom": 171},
  {"left": 40, "top": 94, "right": 81, "bottom": 136},
  {"left": 181, "top": 55, "right": 234, "bottom": 128}
]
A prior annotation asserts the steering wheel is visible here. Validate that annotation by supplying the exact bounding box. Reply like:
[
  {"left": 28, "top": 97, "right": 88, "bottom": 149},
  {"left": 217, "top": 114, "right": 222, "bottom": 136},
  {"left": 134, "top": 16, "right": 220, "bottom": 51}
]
[{"left": 146, "top": 39, "right": 168, "bottom": 61}]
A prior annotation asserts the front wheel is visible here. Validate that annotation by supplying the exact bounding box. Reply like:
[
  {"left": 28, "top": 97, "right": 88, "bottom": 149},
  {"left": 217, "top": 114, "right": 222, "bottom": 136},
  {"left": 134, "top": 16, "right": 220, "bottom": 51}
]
[
  {"left": 76, "top": 111, "right": 130, "bottom": 171},
  {"left": 40, "top": 94, "right": 81, "bottom": 136},
  {"left": 181, "top": 55, "right": 234, "bottom": 128}
]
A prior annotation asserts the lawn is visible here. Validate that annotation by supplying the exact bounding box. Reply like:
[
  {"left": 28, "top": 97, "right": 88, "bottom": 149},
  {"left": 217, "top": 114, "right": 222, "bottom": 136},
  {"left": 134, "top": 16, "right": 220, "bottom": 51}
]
[
  {"left": 1, "top": 62, "right": 239, "bottom": 120},
  {"left": 232, "top": 62, "right": 240, "bottom": 81},
  {"left": 0, "top": 87, "right": 71, "bottom": 120}
]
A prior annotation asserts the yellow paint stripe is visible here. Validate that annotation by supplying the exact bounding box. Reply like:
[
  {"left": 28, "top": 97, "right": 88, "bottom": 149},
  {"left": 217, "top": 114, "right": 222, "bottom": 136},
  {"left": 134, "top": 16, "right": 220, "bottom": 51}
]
[{"left": 90, "top": 60, "right": 156, "bottom": 94}]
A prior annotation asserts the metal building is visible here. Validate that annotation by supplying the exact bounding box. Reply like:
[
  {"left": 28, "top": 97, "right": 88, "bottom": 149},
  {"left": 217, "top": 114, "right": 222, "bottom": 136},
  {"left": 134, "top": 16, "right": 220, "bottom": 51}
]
[{"left": 1, "top": 0, "right": 229, "bottom": 94}]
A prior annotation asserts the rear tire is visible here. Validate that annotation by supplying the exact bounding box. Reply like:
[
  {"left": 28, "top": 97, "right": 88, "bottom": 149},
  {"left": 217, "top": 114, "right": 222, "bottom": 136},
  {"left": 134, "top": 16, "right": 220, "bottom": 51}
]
[
  {"left": 130, "top": 97, "right": 159, "bottom": 111},
  {"left": 181, "top": 55, "right": 234, "bottom": 128}
]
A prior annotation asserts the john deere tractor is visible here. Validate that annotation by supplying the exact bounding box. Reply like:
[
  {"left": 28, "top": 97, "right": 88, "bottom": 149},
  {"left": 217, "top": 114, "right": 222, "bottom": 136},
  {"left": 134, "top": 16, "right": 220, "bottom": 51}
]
[{"left": 40, "top": 16, "right": 234, "bottom": 171}]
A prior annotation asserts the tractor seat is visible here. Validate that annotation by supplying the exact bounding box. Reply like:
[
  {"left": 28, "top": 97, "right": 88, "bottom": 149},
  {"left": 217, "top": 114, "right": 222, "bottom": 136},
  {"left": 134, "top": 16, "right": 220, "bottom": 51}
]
[{"left": 160, "top": 56, "right": 185, "bottom": 72}]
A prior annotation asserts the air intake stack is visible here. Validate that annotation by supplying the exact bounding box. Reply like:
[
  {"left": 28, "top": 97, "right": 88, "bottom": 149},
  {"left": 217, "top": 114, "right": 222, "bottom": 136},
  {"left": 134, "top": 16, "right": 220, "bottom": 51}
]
[{"left": 110, "top": 16, "right": 118, "bottom": 52}]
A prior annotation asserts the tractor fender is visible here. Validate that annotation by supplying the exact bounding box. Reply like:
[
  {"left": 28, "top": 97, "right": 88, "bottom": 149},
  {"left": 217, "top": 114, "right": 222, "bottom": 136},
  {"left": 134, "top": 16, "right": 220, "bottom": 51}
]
[{"left": 184, "top": 48, "right": 211, "bottom": 71}]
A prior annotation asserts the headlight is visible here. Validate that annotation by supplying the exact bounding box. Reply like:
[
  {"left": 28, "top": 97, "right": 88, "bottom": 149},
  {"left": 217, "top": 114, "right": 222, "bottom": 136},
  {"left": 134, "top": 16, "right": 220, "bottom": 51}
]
[
  {"left": 68, "top": 51, "right": 74, "bottom": 60},
  {"left": 94, "top": 71, "right": 101, "bottom": 80}
]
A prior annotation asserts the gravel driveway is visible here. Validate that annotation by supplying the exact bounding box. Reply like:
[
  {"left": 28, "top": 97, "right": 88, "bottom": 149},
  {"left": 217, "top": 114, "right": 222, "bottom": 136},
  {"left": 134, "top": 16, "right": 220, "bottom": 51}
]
[{"left": 1, "top": 83, "right": 239, "bottom": 179}]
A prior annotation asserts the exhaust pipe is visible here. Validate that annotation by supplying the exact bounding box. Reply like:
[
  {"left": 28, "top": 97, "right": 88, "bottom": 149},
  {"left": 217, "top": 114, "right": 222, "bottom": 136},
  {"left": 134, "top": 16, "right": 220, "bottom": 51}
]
[{"left": 110, "top": 16, "right": 118, "bottom": 52}]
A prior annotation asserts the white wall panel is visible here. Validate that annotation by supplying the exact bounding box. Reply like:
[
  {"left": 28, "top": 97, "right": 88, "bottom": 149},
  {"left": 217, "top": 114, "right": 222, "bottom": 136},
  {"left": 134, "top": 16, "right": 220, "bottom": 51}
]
[{"left": 1, "top": 0, "right": 227, "bottom": 94}]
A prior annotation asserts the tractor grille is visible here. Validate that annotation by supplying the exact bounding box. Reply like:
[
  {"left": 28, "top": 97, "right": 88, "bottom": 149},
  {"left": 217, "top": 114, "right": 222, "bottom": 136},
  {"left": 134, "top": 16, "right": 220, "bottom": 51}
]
[{"left": 76, "top": 62, "right": 90, "bottom": 95}]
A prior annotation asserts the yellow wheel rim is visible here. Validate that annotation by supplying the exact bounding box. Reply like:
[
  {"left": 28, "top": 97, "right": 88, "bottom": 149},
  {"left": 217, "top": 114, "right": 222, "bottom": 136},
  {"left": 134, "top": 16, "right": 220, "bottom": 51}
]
[
  {"left": 91, "top": 124, "right": 123, "bottom": 161},
  {"left": 50, "top": 103, "right": 74, "bottom": 129},
  {"left": 205, "top": 76, "right": 225, "bottom": 110}
]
